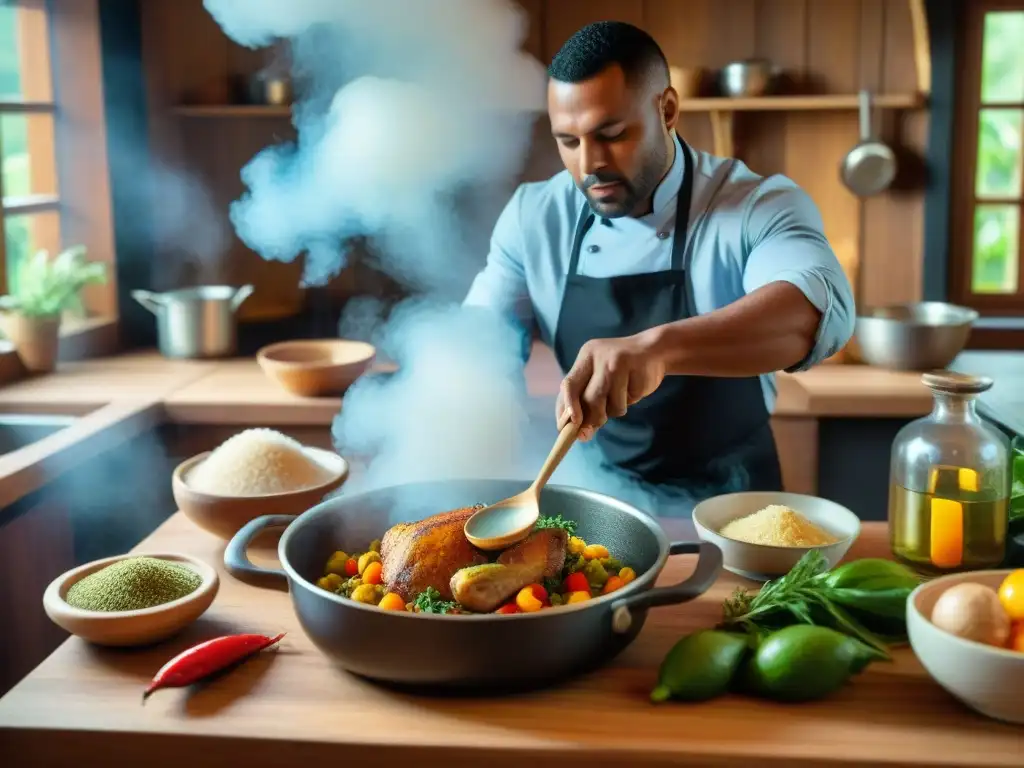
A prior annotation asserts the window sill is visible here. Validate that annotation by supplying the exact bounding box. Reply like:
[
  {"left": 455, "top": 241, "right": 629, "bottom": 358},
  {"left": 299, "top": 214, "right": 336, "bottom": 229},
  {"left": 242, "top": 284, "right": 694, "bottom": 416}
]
[
  {"left": 0, "top": 317, "right": 119, "bottom": 386},
  {"left": 967, "top": 317, "right": 1024, "bottom": 350}
]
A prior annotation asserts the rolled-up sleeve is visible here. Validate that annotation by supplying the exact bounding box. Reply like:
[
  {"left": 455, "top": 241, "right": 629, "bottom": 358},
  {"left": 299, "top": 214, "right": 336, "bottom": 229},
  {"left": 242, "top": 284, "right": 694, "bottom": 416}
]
[
  {"left": 463, "top": 185, "right": 535, "bottom": 362},
  {"left": 741, "top": 180, "right": 856, "bottom": 372}
]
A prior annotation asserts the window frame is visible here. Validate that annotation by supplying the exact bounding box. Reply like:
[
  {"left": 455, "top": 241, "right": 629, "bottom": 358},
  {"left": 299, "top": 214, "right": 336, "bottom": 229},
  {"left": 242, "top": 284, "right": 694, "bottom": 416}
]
[
  {"left": 948, "top": 0, "right": 1024, "bottom": 316},
  {"left": 0, "top": 0, "right": 119, "bottom": 370}
]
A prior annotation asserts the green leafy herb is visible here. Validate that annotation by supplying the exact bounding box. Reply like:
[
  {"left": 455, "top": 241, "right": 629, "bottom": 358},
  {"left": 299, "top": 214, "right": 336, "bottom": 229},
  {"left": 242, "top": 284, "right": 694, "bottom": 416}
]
[
  {"left": 542, "top": 576, "right": 563, "bottom": 595},
  {"left": 535, "top": 514, "right": 578, "bottom": 536},
  {"left": 1010, "top": 436, "right": 1024, "bottom": 527},
  {"left": 720, "top": 550, "right": 899, "bottom": 658},
  {"left": 413, "top": 587, "right": 459, "bottom": 615},
  {"left": 0, "top": 245, "right": 107, "bottom": 318}
]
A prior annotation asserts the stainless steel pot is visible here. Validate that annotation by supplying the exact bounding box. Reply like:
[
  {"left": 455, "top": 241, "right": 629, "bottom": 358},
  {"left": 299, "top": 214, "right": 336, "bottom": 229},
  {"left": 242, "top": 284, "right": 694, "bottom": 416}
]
[
  {"left": 131, "top": 284, "right": 254, "bottom": 359},
  {"left": 224, "top": 479, "right": 723, "bottom": 692}
]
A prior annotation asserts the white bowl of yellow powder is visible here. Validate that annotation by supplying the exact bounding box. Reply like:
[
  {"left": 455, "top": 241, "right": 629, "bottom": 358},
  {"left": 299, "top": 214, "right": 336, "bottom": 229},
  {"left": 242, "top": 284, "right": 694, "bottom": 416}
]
[{"left": 693, "top": 492, "right": 860, "bottom": 581}]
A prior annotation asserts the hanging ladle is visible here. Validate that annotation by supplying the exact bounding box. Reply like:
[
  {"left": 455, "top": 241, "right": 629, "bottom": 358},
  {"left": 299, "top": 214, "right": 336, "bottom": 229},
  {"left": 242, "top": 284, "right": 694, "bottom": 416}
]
[{"left": 464, "top": 421, "right": 581, "bottom": 550}]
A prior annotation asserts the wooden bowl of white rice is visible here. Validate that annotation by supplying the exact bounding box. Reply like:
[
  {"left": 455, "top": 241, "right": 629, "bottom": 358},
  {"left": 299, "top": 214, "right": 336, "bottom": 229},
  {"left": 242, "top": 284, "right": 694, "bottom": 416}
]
[
  {"left": 173, "top": 428, "right": 349, "bottom": 540},
  {"left": 693, "top": 491, "right": 860, "bottom": 581}
]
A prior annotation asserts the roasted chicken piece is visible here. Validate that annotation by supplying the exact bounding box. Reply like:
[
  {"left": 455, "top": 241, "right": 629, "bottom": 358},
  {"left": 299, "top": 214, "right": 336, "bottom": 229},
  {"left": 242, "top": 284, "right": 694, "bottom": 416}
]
[
  {"left": 379, "top": 506, "right": 488, "bottom": 601},
  {"left": 450, "top": 527, "right": 568, "bottom": 612}
]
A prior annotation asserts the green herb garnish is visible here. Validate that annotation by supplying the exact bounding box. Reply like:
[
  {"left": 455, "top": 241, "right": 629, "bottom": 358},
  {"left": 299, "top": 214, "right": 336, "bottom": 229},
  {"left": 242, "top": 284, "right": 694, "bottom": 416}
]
[
  {"left": 720, "top": 550, "right": 895, "bottom": 658},
  {"left": 543, "top": 576, "right": 563, "bottom": 595},
  {"left": 413, "top": 587, "right": 459, "bottom": 615},
  {"left": 1010, "top": 437, "right": 1024, "bottom": 527},
  {"left": 536, "top": 514, "right": 578, "bottom": 536}
]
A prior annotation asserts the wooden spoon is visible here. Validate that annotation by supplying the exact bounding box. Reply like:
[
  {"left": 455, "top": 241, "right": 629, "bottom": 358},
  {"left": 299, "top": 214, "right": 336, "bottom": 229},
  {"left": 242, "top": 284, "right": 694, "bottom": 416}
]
[{"left": 464, "top": 421, "right": 581, "bottom": 551}]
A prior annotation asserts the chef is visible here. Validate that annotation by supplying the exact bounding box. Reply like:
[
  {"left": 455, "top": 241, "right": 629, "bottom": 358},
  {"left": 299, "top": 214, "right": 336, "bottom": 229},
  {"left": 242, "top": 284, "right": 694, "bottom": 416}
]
[{"left": 464, "top": 20, "right": 855, "bottom": 509}]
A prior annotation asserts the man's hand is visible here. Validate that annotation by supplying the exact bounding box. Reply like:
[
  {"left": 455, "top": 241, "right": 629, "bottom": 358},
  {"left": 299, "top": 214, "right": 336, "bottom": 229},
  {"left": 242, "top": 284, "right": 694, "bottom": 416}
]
[{"left": 555, "top": 335, "right": 666, "bottom": 441}]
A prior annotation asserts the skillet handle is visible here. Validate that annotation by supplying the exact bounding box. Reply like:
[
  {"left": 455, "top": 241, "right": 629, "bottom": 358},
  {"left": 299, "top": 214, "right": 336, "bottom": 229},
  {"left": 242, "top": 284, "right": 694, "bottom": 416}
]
[
  {"left": 224, "top": 514, "right": 296, "bottom": 590},
  {"left": 609, "top": 541, "right": 723, "bottom": 635}
]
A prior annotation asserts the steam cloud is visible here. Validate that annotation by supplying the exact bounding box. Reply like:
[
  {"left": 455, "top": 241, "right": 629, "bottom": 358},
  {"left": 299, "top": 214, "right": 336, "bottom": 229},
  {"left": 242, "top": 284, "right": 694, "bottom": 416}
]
[
  {"left": 203, "top": 0, "right": 545, "bottom": 290},
  {"left": 204, "top": 0, "right": 740, "bottom": 517}
]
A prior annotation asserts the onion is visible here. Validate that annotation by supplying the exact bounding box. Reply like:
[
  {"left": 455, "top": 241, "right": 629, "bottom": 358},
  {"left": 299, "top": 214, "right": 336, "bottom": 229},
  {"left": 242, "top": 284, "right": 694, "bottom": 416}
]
[{"left": 930, "top": 582, "right": 1011, "bottom": 648}]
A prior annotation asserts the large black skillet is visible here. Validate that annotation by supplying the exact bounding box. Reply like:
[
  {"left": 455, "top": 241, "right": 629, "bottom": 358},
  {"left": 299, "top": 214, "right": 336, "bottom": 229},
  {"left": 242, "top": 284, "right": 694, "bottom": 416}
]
[{"left": 225, "top": 479, "right": 723, "bottom": 692}]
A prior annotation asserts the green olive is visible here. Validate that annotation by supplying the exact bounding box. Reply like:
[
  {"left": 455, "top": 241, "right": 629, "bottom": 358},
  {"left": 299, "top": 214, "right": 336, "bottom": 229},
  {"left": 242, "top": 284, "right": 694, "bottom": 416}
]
[
  {"left": 324, "top": 551, "right": 350, "bottom": 576},
  {"left": 351, "top": 583, "right": 381, "bottom": 604}
]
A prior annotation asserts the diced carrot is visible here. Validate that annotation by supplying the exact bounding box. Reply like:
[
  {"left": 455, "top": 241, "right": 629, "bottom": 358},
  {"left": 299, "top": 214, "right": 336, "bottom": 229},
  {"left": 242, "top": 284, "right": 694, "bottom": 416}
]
[
  {"left": 602, "top": 575, "right": 625, "bottom": 595},
  {"left": 362, "top": 560, "right": 383, "bottom": 586},
  {"left": 378, "top": 592, "right": 405, "bottom": 611},
  {"left": 344, "top": 558, "right": 358, "bottom": 576}
]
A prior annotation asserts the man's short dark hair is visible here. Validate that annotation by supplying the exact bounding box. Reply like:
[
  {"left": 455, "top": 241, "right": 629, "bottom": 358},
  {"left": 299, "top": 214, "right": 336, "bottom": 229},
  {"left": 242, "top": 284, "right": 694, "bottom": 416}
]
[{"left": 547, "top": 21, "right": 669, "bottom": 87}]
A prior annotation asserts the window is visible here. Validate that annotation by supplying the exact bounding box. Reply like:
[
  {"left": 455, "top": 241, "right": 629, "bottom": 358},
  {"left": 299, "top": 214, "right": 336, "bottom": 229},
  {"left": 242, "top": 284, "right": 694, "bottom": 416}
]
[
  {"left": 0, "top": 0, "right": 117, "bottom": 339},
  {"left": 951, "top": 1, "right": 1024, "bottom": 314},
  {"left": 0, "top": 0, "right": 59, "bottom": 299}
]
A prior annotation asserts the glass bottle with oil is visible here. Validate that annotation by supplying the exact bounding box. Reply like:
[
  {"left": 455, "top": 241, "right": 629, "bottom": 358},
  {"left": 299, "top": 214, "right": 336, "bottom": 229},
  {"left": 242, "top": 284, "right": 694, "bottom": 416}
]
[{"left": 889, "top": 372, "right": 1010, "bottom": 576}]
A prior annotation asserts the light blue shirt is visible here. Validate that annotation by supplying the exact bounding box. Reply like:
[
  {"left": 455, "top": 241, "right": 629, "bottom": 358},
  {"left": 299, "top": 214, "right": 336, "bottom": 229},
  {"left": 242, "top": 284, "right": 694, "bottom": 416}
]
[{"left": 463, "top": 134, "right": 856, "bottom": 413}]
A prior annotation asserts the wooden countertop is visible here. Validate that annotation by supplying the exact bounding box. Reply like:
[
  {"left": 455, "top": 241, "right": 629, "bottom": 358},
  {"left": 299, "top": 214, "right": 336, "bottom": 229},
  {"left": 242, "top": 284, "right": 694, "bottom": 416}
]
[
  {"left": 0, "top": 517, "right": 1018, "bottom": 767},
  {"left": 0, "top": 343, "right": 942, "bottom": 421},
  {"left": 161, "top": 344, "right": 937, "bottom": 421},
  {"left": 0, "top": 345, "right": 954, "bottom": 507}
]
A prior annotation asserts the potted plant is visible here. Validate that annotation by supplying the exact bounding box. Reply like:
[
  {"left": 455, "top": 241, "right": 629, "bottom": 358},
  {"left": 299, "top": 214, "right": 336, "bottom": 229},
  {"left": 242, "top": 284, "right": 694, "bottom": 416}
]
[{"left": 0, "top": 245, "right": 107, "bottom": 373}]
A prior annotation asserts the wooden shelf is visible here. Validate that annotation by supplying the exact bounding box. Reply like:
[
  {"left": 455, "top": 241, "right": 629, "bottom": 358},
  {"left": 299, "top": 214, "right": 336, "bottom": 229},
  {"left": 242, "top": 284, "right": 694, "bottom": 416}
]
[
  {"left": 172, "top": 104, "right": 292, "bottom": 117},
  {"left": 678, "top": 93, "right": 926, "bottom": 113}
]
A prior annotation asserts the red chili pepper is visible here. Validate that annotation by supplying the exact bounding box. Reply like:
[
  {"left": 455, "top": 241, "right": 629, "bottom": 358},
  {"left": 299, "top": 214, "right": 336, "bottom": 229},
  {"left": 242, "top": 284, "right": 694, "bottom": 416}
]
[
  {"left": 495, "top": 602, "right": 520, "bottom": 614},
  {"left": 142, "top": 632, "right": 285, "bottom": 702},
  {"left": 344, "top": 558, "right": 358, "bottom": 576},
  {"left": 564, "top": 572, "right": 589, "bottom": 594}
]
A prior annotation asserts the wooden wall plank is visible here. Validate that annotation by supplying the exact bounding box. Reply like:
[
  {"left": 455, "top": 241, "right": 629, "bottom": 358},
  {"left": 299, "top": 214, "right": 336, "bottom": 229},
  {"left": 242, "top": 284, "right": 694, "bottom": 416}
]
[
  {"left": 644, "top": 0, "right": 715, "bottom": 151},
  {"left": 746, "top": 0, "right": 808, "bottom": 174},
  {"left": 860, "top": 0, "right": 928, "bottom": 309},
  {"left": 542, "top": 0, "right": 645, "bottom": 62},
  {"left": 793, "top": 1, "right": 865, "bottom": 357}
]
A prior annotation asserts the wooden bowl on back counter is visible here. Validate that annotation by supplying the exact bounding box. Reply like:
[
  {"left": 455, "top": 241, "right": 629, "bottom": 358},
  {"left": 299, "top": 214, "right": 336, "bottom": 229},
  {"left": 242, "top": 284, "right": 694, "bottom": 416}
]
[{"left": 257, "top": 339, "right": 376, "bottom": 398}]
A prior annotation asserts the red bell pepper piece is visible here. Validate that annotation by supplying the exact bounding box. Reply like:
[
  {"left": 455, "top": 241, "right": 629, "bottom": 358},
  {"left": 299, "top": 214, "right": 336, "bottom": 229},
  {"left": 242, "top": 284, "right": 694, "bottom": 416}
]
[{"left": 564, "top": 572, "right": 590, "bottom": 595}]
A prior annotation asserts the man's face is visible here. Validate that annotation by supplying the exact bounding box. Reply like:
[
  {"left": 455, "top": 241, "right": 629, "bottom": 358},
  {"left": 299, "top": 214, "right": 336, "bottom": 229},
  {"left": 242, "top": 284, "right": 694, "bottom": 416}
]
[{"left": 548, "top": 64, "right": 675, "bottom": 218}]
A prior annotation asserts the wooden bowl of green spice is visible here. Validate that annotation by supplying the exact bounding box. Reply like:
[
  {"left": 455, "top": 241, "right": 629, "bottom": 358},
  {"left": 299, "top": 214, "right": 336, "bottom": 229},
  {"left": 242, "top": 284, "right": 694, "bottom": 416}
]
[{"left": 42, "top": 553, "right": 219, "bottom": 647}]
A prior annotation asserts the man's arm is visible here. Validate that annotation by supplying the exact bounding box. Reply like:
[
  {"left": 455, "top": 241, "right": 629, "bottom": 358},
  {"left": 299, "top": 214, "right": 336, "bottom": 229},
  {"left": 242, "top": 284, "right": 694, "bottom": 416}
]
[
  {"left": 463, "top": 186, "right": 535, "bottom": 363},
  {"left": 556, "top": 181, "right": 856, "bottom": 438},
  {"left": 640, "top": 182, "right": 855, "bottom": 376}
]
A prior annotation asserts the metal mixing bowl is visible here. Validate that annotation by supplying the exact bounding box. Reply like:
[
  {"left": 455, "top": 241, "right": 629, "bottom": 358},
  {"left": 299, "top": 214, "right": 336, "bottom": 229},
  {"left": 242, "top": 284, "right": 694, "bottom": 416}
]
[
  {"left": 718, "top": 59, "right": 780, "bottom": 97},
  {"left": 852, "top": 302, "right": 978, "bottom": 371}
]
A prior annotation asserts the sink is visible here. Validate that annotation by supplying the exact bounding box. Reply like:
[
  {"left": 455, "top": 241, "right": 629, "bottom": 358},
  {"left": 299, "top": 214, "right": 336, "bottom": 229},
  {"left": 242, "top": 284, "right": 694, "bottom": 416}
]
[{"left": 0, "top": 413, "right": 78, "bottom": 456}]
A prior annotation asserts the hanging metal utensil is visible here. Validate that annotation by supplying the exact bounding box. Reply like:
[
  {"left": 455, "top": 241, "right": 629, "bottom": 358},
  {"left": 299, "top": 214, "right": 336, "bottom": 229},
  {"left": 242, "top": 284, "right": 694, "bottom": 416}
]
[{"left": 840, "top": 90, "right": 897, "bottom": 197}]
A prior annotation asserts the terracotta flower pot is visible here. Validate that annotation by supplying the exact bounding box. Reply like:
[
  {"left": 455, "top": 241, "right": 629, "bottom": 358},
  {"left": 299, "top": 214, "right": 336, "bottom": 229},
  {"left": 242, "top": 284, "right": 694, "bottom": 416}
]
[{"left": 2, "top": 313, "right": 62, "bottom": 373}]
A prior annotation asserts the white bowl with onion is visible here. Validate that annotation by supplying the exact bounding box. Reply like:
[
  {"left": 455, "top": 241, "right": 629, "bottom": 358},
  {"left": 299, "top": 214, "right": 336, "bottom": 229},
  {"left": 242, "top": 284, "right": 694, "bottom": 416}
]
[
  {"left": 692, "top": 491, "right": 861, "bottom": 581},
  {"left": 907, "top": 569, "right": 1024, "bottom": 724}
]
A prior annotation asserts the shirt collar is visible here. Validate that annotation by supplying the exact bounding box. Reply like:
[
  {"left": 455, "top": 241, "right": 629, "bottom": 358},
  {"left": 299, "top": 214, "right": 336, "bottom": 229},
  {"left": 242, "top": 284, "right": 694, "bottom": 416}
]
[
  {"left": 651, "top": 132, "right": 684, "bottom": 217},
  {"left": 594, "top": 133, "right": 684, "bottom": 226}
]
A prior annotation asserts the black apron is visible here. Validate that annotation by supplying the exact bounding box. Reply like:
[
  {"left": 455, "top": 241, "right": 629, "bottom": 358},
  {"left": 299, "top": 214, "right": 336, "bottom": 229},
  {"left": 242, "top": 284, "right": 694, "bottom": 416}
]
[{"left": 552, "top": 141, "right": 783, "bottom": 503}]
